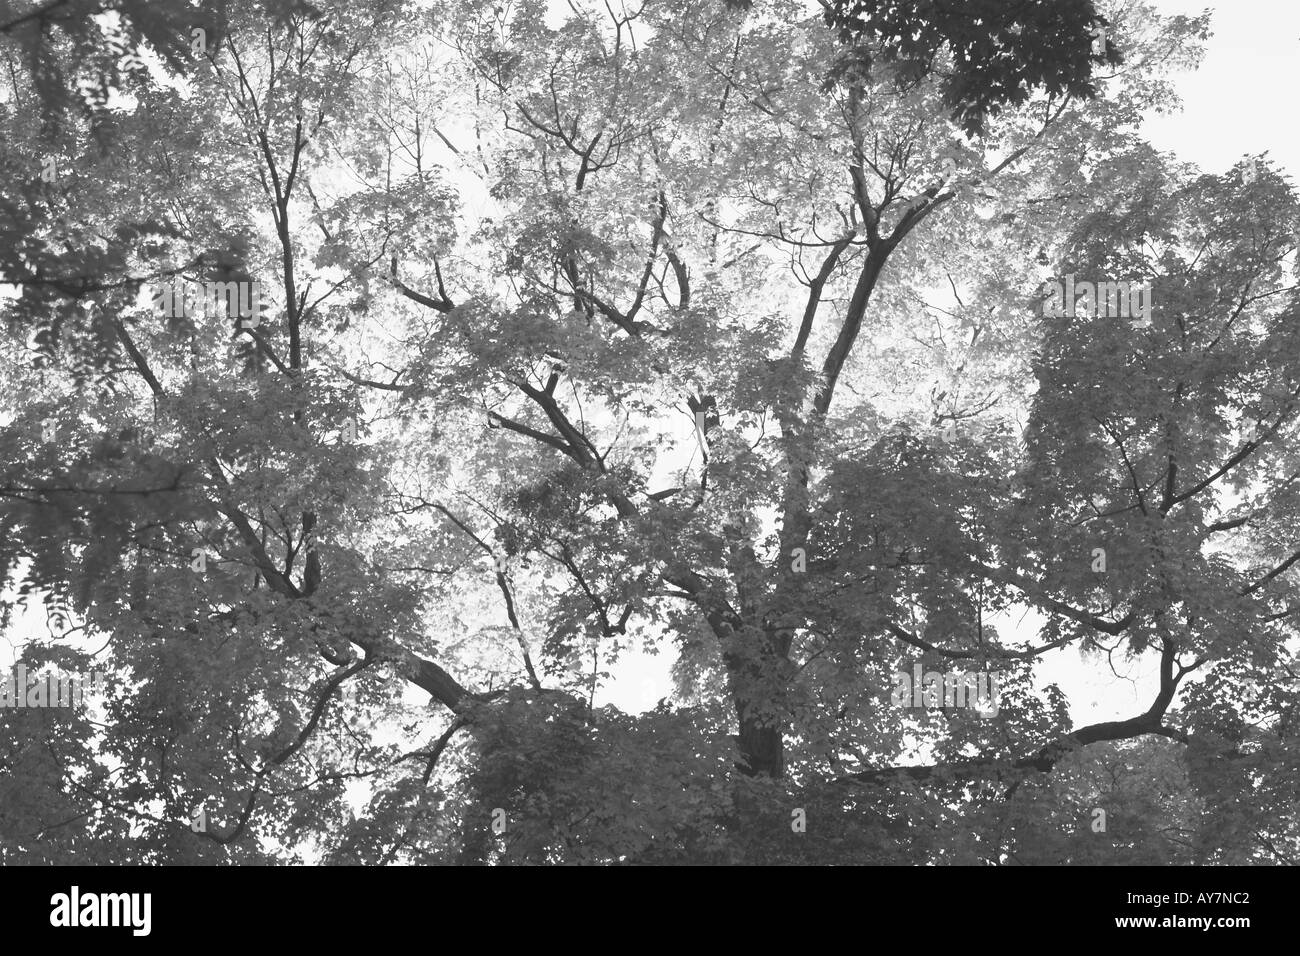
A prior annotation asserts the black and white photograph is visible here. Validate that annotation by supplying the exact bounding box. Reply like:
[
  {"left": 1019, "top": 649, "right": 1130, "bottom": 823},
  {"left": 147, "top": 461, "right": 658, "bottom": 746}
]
[{"left": 0, "top": 0, "right": 1294, "bottom": 909}]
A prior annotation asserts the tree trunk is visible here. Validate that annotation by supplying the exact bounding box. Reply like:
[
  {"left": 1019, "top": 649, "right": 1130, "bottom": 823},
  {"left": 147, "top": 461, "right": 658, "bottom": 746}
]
[
  {"left": 728, "top": 630, "right": 791, "bottom": 777},
  {"left": 735, "top": 708, "right": 785, "bottom": 777}
]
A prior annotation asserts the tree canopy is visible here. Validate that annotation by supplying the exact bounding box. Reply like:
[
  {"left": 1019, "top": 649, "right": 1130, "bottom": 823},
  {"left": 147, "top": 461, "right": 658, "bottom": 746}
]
[{"left": 5, "top": 0, "right": 1297, "bottom": 866}]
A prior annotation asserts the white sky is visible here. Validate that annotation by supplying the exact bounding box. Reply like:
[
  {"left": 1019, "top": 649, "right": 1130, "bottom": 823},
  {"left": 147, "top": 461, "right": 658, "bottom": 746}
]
[{"left": 1142, "top": 0, "right": 1299, "bottom": 179}]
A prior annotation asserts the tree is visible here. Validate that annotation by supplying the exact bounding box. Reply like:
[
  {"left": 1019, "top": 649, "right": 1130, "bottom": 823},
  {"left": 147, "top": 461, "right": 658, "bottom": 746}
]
[
  {"left": 6, "top": 0, "right": 1295, "bottom": 866},
  {"left": 823, "top": 0, "right": 1124, "bottom": 135}
]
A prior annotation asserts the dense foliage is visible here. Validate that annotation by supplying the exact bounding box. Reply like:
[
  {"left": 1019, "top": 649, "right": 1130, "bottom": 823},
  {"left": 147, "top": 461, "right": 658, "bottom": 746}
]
[{"left": 5, "top": 0, "right": 1296, "bottom": 866}]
